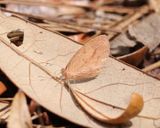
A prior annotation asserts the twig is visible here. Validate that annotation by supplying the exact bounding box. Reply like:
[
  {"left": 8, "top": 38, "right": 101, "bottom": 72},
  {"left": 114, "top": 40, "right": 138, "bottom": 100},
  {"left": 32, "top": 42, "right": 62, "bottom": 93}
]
[
  {"left": 0, "top": 0, "right": 63, "bottom": 7},
  {"left": 142, "top": 61, "right": 160, "bottom": 72},
  {"left": 98, "top": 5, "right": 134, "bottom": 14},
  {"left": 0, "top": 98, "right": 13, "bottom": 101},
  {"left": 152, "top": 48, "right": 160, "bottom": 55},
  {"left": 31, "top": 112, "right": 43, "bottom": 120}
]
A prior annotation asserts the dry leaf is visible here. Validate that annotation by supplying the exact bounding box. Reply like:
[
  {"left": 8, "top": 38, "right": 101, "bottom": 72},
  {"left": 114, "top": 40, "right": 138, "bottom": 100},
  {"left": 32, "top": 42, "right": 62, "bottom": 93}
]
[
  {"left": 128, "top": 13, "right": 160, "bottom": 52},
  {"left": 69, "top": 33, "right": 93, "bottom": 44},
  {"left": 0, "top": 101, "right": 10, "bottom": 121},
  {"left": 73, "top": 91, "right": 143, "bottom": 124},
  {"left": 0, "top": 81, "right": 7, "bottom": 95},
  {"left": 62, "top": 35, "right": 110, "bottom": 81},
  {"left": 29, "top": 100, "right": 38, "bottom": 114},
  {"left": 0, "top": 14, "right": 160, "bottom": 128},
  {"left": 110, "top": 16, "right": 159, "bottom": 66},
  {"left": 118, "top": 46, "right": 148, "bottom": 66},
  {"left": 8, "top": 91, "right": 33, "bottom": 128}
]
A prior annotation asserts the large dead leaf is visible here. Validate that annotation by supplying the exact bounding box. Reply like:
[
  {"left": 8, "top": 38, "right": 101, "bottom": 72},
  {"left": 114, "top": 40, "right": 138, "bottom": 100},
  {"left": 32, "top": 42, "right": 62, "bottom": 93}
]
[
  {"left": 0, "top": 14, "right": 160, "bottom": 127},
  {"left": 110, "top": 13, "right": 160, "bottom": 66},
  {"left": 111, "top": 13, "right": 160, "bottom": 56},
  {"left": 8, "top": 91, "right": 32, "bottom": 128},
  {"left": 128, "top": 13, "right": 160, "bottom": 52}
]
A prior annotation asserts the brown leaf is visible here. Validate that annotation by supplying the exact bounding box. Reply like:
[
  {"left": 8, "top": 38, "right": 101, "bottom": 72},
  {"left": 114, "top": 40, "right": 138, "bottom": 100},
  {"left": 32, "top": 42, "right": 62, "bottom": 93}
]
[
  {"left": 0, "top": 81, "right": 7, "bottom": 95},
  {"left": 69, "top": 33, "right": 92, "bottom": 44},
  {"left": 62, "top": 35, "right": 110, "bottom": 81},
  {"left": 29, "top": 100, "right": 38, "bottom": 114},
  {"left": 118, "top": 46, "right": 148, "bottom": 66},
  {"left": 8, "top": 91, "right": 33, "bottom": 128}
]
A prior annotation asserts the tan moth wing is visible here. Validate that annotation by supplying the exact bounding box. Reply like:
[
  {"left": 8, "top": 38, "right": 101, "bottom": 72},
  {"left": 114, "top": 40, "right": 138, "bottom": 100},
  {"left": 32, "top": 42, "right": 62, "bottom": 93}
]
[{"left": 62, "top": 35, "right": 110, "bottom": 81}]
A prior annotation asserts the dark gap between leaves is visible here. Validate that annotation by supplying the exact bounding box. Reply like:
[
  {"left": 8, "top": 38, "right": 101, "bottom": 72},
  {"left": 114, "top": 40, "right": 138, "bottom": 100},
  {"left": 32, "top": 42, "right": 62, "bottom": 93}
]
[{"left": 0, "top": 70, "right": 18, "bottom": 98}]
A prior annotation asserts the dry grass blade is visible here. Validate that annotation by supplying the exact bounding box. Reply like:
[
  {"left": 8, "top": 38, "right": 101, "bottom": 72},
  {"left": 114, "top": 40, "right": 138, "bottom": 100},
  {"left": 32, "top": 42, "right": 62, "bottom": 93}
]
[
  {"left": 62, "top": 35, "right": 110, "bottom": 81},
  {"left": 73, "top": 91, "right": 143, "bottom": 124},
  {"left": 8, "top": 91, "right": 33, "bottom": 128}
]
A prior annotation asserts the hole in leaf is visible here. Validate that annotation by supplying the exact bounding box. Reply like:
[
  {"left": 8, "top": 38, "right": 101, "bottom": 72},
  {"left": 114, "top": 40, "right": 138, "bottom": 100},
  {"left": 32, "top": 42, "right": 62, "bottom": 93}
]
[{"left": 7, "top": 30, "right": 24, "bottom": 47}]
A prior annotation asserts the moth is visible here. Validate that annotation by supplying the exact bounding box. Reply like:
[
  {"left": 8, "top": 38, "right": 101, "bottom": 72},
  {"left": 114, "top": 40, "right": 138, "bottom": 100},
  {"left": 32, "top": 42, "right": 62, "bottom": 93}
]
[{"left": 61, "top": 35, "right": 110, "bottom": 82}]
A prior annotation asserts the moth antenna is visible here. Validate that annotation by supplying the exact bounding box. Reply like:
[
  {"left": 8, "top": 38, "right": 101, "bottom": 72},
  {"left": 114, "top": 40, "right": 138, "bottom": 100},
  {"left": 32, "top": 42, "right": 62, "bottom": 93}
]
[{"left": 64, "top": 80, "right": 72, "bottom": 94}]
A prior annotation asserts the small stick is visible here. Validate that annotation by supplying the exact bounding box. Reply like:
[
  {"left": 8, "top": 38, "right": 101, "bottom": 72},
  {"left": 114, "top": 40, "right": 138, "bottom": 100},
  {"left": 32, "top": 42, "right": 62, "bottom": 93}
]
[
  {"left": 98, "top": 5, "right": 134, "bottom": 14},
  {"left": 142, "top": 61, "right": 160, "bottom": 72},
  {"left": 0, "top": 98, "right": 13, "bottom": 101},
  {"left": 31, "top": 112, "right": 43, "bottom": 120},
  {"left": 0, "top": 0, "right": 62, "bottom": 7},
  {"left": 152, "top": 49, "right": 160, "bottom": 55}
]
